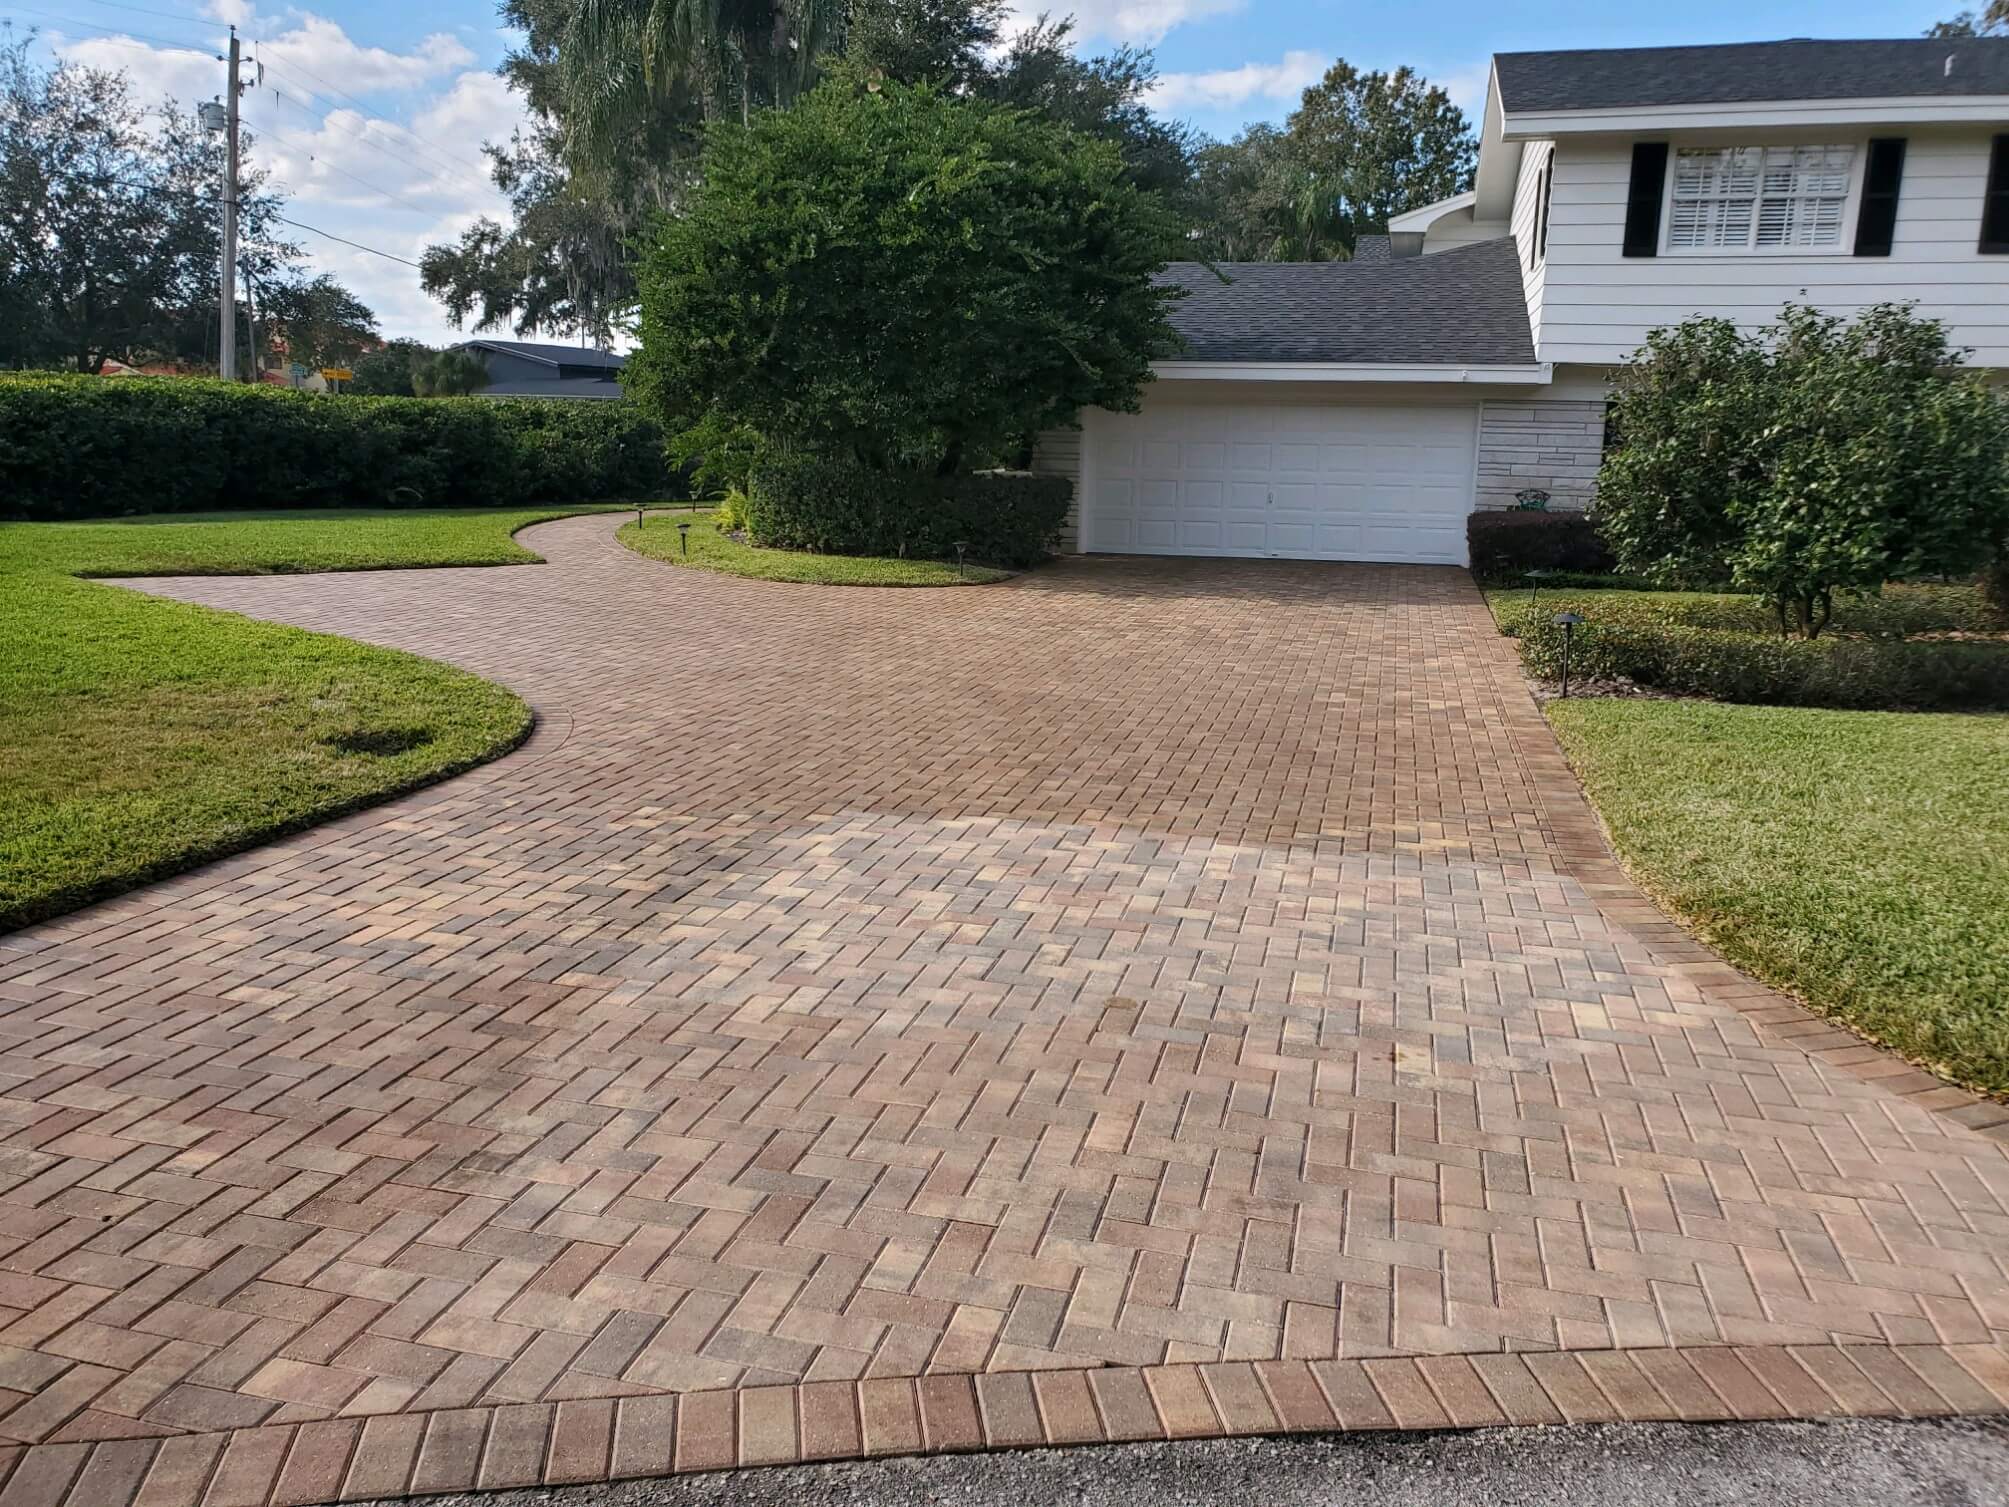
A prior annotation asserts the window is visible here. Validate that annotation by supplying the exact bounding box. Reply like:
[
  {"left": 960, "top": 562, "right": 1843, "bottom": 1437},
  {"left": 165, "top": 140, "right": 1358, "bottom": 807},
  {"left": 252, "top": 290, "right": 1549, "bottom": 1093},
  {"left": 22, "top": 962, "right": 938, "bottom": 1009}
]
[
  {"left": 1981, "top": 134, "right": 2009, "bottom": 254},
  {"left": 1665, "top": 144, "right": 1855, "bottom": 252}
]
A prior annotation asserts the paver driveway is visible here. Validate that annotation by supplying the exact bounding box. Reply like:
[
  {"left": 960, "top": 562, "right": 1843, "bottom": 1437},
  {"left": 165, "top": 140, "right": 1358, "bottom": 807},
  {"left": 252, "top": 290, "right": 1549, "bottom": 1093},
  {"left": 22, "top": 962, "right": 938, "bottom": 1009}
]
[{"left": 1, "top": 513, "right": 2006, "bottom": 1505}]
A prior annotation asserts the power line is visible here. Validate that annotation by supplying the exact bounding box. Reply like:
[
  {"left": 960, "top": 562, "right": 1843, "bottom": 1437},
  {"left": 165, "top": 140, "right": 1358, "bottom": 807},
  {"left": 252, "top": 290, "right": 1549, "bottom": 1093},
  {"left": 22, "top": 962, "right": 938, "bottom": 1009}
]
[
  {"left": 63, "top": 0, "right": 218, "bottom": 35},
  {"left": 254, "top": 116, "right": 464, "bottom": 217},
  {"left": 273, "top": 214, "right": 422, "bottom": 268},
  {"left": 259, "top": 77, "right": 499, "bottom": 202},
  {"left": 255, "top": 53, "right": 498, "bottom": 186},
  {"left": 0, "top": 7, "right": 215, "bottom": 53}
]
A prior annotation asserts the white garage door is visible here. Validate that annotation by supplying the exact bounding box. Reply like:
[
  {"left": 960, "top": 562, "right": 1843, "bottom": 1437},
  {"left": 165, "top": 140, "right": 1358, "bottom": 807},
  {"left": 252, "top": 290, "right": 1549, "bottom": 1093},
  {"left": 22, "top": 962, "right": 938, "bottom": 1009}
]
[{"left": 1085, "top": 400, "right": 1477, "bottom": 564}]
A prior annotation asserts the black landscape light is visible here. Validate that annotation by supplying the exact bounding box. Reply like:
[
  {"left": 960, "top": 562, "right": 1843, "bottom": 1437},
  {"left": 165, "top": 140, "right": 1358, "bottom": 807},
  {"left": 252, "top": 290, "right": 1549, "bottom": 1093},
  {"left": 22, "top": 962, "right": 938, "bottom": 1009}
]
[
  {"left": 677, "top": 521, "right": 691, "bottom": 556},
  {"left": 955, "top": 540, "right": 968, "bottom": 581},
  {"left": 636, "top": 505, "right": 645, "bottom": 530},
  {"left": 1552, "top": 611, "right": 1584, "bottom": 698},
  {"left": 1525, "top": 566, "right": 1551, "bottom": 607}
]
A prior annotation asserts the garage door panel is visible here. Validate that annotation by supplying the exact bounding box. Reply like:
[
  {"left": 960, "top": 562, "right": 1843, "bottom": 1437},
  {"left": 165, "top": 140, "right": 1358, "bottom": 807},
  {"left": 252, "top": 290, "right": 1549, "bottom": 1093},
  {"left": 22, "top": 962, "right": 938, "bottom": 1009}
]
[{"left": 1088, "top": 401, "right": 1474, "bottom": 564}]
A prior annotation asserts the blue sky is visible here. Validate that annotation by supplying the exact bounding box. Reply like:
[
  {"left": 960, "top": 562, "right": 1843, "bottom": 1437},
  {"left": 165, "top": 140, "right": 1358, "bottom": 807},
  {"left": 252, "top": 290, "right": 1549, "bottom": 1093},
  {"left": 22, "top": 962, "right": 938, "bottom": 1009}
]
[{"left": 10, "top": 0, "right": 1966, "bottom": 341}]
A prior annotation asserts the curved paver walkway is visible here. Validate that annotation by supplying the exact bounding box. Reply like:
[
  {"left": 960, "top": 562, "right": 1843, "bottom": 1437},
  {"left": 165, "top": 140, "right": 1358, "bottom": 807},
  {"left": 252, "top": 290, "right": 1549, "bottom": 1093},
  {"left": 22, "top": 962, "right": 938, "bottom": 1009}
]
[{"left": 0, "top": 513, "right": 2005, "bottom": 1505}]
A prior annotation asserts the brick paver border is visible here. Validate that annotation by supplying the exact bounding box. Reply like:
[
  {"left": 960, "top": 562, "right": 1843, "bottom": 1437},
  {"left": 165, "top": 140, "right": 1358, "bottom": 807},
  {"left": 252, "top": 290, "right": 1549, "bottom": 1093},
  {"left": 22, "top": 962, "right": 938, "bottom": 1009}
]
[
  {"left": 7, "top": 526, "right": 2005, "bottom": 1507},
  {"left": 1491, "top": 683, "right": 2009, "bottom": 1145},
  {"left": 0, "top": 1342, "right": 2003, "bottom": 1505}
]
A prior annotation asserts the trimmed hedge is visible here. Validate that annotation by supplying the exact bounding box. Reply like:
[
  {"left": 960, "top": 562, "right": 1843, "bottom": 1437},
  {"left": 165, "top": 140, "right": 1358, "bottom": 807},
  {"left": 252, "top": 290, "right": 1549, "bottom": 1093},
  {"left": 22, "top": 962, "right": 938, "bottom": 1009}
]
[
  {"left": 1467, "top": 509, "right": 1617, "bottom": 580},
  {"left": 1492, "top": 584, "right": 1994, "bottom": 641},
  {"left": 0, "top": 374, "right": 680, "bottom": 518},
  {"left": 746, "top": 453, "right": 1070, "bottom": 569},
  {"left": 1506, "top": 608, "right": 2009, "bottom": 711}
]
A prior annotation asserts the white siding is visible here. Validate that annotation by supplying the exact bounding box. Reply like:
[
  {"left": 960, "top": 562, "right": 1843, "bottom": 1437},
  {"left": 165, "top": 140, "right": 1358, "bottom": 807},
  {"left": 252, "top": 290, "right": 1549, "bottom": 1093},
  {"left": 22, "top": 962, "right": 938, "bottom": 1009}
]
[
  {"left": 1029, "top": 426, "right": 1083, "bottom": 550},
  {"left": 1419, "top": 206, "right": 1506, "bottom": 253},
  {"left": 1539, "top": 127, "right": 2009, "bottom": 366},
  {"left": 1510, "top": 140, "right": 1554, "bottom": 356}
]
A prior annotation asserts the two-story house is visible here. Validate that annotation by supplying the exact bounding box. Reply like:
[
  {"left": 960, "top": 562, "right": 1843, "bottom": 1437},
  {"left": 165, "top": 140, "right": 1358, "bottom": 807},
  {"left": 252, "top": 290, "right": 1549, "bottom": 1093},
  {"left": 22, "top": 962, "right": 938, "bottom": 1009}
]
[{"left": 1033, "top": 37, "right": 2009, "bottom": 565}]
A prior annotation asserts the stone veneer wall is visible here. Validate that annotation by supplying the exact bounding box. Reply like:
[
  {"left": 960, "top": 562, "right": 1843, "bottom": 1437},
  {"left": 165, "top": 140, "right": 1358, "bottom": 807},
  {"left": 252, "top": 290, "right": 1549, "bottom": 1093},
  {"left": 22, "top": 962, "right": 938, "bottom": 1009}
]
[{"left": 1475, "top": 399, "right": 1605, "bottom": 512}]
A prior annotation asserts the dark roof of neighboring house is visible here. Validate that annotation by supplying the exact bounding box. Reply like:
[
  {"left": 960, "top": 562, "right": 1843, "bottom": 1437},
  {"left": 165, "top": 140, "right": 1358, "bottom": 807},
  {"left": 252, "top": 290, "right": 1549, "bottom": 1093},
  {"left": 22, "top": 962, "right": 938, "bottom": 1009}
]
[
  {"left": 1494, "top": 38, "right": 2009, "bottom": 114},
  {"left": 456, "top": 339, "right": 627, "bottom": 371},
  {"left": 1157, "top": 238, "right": 1536, "bottom": 366},
  {"left": 479, "top": 377, "right": 627, "bottom": 400}
]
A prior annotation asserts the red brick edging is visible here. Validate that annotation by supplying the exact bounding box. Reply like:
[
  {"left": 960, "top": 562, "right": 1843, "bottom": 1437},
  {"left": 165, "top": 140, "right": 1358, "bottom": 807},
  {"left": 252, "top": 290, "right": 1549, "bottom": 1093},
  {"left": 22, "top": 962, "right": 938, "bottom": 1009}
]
[
  {"left": 1, "top": 1342, "right": 2005, "bottom": 1506},
  {"left": 1490, "top": 664, "right": 2009, "bottom": 1143}
]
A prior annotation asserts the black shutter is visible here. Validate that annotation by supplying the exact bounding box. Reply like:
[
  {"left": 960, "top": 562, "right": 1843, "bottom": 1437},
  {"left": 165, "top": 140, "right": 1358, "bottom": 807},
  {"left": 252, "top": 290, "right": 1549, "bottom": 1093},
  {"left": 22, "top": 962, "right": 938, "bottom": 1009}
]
[
  {"left": 1982, "top": 134, "right": 2009, "bottom": 254},
  {"left": 1854, "top": 137, "right": 1906, "bottom": 256},
  {"left": 1538, "top": 157, "right": 1554, "bottom": 258},
  {"left": 1622, "top": 142, "right": 1668, "bottom": 257}
]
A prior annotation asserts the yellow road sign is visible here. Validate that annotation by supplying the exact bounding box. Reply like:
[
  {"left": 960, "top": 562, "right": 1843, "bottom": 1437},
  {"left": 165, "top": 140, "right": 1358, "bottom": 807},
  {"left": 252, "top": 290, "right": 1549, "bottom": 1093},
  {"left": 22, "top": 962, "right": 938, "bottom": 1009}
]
[{"left": 321, "top": 368, "right": 354, "bottom": 381}]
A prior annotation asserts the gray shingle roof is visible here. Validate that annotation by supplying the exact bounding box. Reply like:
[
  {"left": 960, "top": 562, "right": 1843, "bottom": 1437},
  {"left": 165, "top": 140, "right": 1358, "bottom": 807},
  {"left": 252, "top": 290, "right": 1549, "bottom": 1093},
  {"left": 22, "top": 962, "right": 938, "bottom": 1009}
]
[
  {"left": 1157, "top": 238, "right": 1535, "bottom": 366},
  {"left": 1494, "top": 38, "right": 2009, "bottom": 114},
  {"left": 478, "top": 378, "right": 626, "bottom": 400},
  {"left": 458, "top": 339, "right": 626, "bottom": 371}
]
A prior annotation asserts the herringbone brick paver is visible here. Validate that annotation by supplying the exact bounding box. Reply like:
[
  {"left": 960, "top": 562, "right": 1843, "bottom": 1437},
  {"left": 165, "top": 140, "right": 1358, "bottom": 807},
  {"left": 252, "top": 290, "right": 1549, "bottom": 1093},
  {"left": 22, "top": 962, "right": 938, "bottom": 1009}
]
[{"left": 1, "top": 514, "right": 2005, "bottom": 1504}]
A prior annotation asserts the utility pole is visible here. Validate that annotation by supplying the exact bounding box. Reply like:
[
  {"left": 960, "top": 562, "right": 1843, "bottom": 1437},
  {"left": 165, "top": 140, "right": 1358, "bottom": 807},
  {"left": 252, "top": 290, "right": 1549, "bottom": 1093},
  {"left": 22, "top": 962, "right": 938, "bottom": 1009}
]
[{"left": 218, "top": 27, "right": 241, "bottom": 381}]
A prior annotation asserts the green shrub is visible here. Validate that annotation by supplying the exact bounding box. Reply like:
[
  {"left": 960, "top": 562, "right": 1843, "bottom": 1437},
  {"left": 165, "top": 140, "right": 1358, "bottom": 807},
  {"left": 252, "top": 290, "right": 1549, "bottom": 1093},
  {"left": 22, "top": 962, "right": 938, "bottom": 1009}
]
[
  {"left": 0, "top": 374, "right": 679, "bottom": 518},
  {"left": 1492, "top": 584, "right": 1993, "bottom": 641},
  {"left": 1467, "top": 510, "right": 1616, "bottom": 581},
  {"left": 1505, "top": 604, "right": 2009, "bottom": 711},
  {"left": 746, "top": 454, "right": 1070, "bottom": 569}
]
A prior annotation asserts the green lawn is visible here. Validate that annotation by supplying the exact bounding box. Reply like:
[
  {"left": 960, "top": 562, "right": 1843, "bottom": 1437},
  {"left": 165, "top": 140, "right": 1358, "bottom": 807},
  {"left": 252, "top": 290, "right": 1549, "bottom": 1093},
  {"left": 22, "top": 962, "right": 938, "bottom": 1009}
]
[
  {"left": 1547, "top": 698, "right": 2009, "bottom": 1095},
  {"left": 619, "top": 510, "right": 1012, "bottom": 586},
  {"left": 4, "top": 504, "right": 630, "bottom": 577},
  {"left": 0, "top": 508, "right": 612, "bottom": 931}
]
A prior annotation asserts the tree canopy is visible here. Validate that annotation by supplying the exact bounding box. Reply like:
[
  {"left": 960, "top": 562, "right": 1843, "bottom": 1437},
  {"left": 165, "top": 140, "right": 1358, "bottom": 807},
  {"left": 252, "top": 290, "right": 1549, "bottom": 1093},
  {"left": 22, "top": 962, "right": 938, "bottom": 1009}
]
[
  {"left": 1186, "top": 59, "right": 1475, "bottom": 261},
  {"left": 629, "top": 75, "right": 1183, "bottom": 475},
  {"left": 1598, "top": 304, "right": 2009, "bottom": 637},
  {"left": 0, "top": 38, "right": 376, "bottom": 374}
]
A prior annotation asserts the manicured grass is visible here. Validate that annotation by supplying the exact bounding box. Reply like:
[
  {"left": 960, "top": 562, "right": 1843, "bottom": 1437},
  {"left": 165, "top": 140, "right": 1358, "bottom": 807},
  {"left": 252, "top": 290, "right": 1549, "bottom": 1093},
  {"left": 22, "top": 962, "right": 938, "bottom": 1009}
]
[
  {"left": 1, "top": 505, "right": 632, "bottom": 577},
  {"left": 1547, "top": 698, "right": 2009, "bottom": 1096},
  {"left": 0, "top": 508, "right": 617, "bottom": 931},
  {"left": 619, "top": 510, "right": 1013, "bottom": 586}
]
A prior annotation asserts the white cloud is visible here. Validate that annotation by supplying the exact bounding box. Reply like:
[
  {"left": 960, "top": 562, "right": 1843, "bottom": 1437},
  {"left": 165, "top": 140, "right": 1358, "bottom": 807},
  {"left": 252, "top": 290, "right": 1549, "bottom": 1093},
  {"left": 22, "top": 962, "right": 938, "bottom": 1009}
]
[
  {"left": 56, "top": 35, "right": 223, "bottom": 108},
  {"left": 1003, "top": 0, "right": 1244, "bottom": 46},
  {"left": 1150, "top": 49, "right": 1326, "bottom": 114},
  {"left": 45, "top": 18, "right": 526, "bottom": 345},
  {"left": 258, "top": 16, "right": 473, "bottom": 95}
]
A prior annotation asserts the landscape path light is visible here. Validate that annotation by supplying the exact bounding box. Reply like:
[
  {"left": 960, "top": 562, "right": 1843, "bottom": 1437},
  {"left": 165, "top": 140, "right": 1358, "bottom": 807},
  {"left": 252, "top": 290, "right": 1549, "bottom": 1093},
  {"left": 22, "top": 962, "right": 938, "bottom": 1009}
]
[
  {"left": 1552, "top": 611, "right": 1584, "bottom": 698},
  {"left": 677, "top": 521, "right": 691, "bottom": 556}
]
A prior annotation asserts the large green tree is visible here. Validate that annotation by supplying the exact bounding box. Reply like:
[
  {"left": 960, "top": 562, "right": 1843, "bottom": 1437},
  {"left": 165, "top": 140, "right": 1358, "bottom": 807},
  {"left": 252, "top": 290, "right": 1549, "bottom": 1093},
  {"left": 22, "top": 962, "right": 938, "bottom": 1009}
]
[
  {"left": 256, "top": 274, "right": 379, "bottom": 370},
  {"left": 1599, "top": 304, "right": 2009, "bottom": 637},
  {"left": 1185, "top": 58, "right": 1475, "bottom": 260},
  {"left": 0, "top": 39, "right": 371, "bottom": 374},
  {"left": 630, "top": 76, "right": 1183, "bottom": 475},
  {"left": 1187, "top": 124, "right": 1346, "bottom": 261},
  {"left": 1285, "top": 61, "right": 1475, "bottom": 244},
  {"left": 843, "top": 0, "right": 1002, "bottom": 92}
]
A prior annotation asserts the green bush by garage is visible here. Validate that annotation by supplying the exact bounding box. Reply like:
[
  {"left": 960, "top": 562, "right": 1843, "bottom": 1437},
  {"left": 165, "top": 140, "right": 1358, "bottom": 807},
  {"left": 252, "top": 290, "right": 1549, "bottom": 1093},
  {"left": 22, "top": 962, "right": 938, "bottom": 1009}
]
[
  {"left": 746, "top": 454, "right": 1071, "bottom": 569},
  {"left": 1466, "top": 510, "right": 1617, "bottom": 582},
  {"left": 1492, "top": 586, "right": 2009, "bottom": 711},
  {"left": 0, "top": 374, "right": 681, "bottom": 518}
]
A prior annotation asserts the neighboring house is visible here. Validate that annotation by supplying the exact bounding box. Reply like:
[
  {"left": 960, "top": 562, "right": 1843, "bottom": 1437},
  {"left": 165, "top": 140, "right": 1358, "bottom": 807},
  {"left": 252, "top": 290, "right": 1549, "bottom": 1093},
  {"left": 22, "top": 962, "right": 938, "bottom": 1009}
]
[
  {"left": 451, "top": 339, "right": 628, "bottom": 399},
  {"left": 1034, "top": 37, "right": 2009, "bottom": 565}
]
